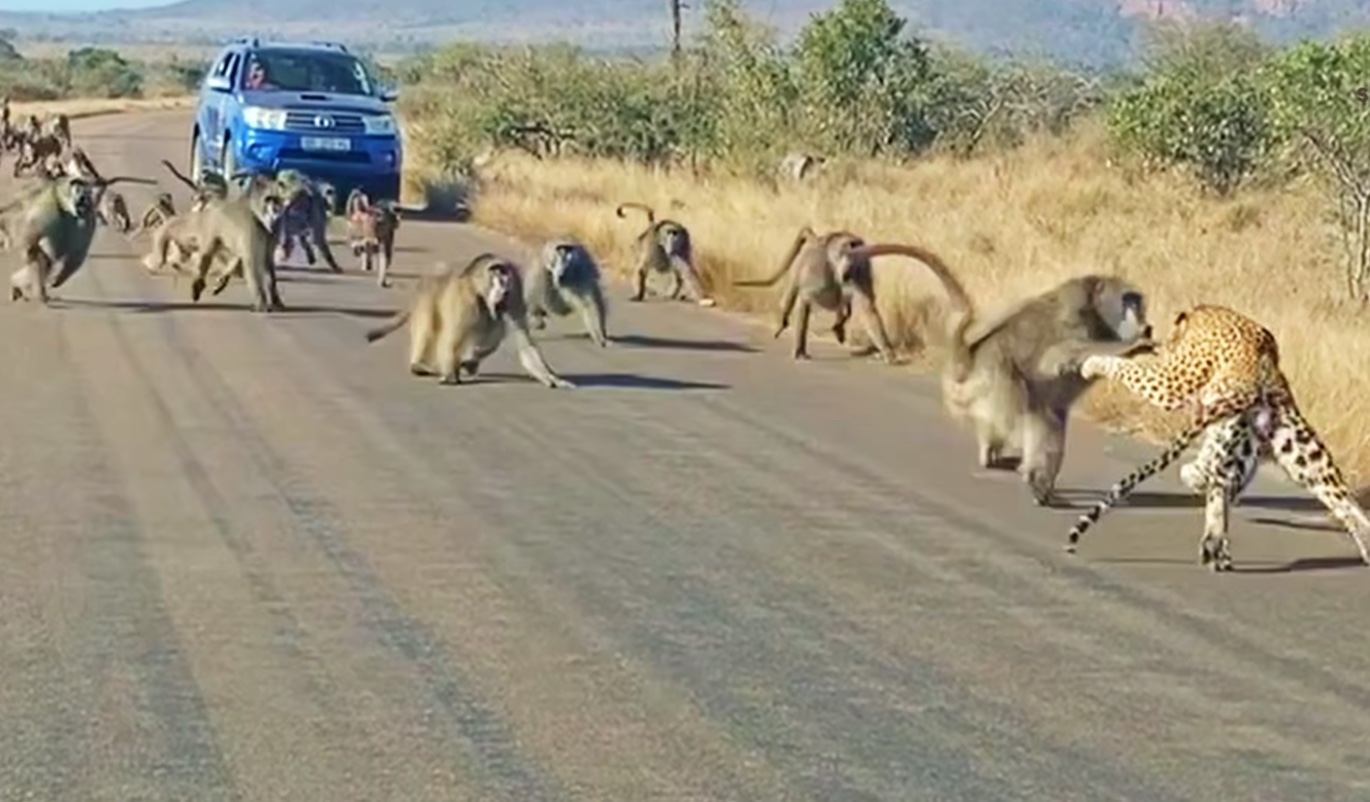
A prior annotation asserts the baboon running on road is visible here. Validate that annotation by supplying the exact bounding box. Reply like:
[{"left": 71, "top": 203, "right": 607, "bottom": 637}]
[
  {"left": 525, "top": 236, "right": 611, "bottom": 348},
  {"left": 849, "top": 240, "right": 1155, "bottom": 506},
  {"left": 366, "top": 254, "right": 576, "bottom": 389},
  {"left": 734, "top": 226, "right": 900, "bottom": 364},
  {"left": 615, "top": 201, "right": 715, "bottom": 307}
]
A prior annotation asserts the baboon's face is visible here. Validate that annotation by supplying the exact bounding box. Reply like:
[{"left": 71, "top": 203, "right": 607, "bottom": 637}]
[
  {"left": 832, "top": 234, "right": 867, "bottom": 280},
  {"left": 660, "top": 224, "right": 688, "bottom": 257},
  {"left": 548, "top": 243, "right": 579, "bottom": 284},
  {"left": 259, "top": 195, "right": 285, "bottom": 229},
  {"left": 1093, "top": 279, "right": 1149, "bottom": 343},
  {"left": 319, "top": 184, "right": 338, "bottom": 212},
  {"left": 483, "top": 264, "right": 515, "bottom": 313},
  {"left": 62, "top": 179, "right": 95, "bottom": 218}
]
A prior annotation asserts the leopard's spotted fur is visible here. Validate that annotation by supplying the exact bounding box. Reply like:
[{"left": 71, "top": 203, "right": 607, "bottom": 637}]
[{"left": 1065, "top": 304, "right": 1370, "bottom": 570}]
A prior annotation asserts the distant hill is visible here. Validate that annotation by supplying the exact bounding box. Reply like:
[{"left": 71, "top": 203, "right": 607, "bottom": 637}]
[{"left": 3, "top": 0, "right": 1370, "bottom": 68}]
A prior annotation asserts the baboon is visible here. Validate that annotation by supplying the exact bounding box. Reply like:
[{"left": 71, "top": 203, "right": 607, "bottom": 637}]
[
  {"left": 733, "top": 226, "right": 899, "bottom": 363},
  {"left": 525, "top": 236, "right": 610, "bottom": 347},
  {"left": 138, "top": 192, "right": 177, "bottom": 233},
  {"left": 142, "top": 191, "right": 285, "bottom": 312},
  {"left": 850, "top": 241, "right": 1155, "bottom": 506},
  {"left": 96, "top": 190, "right": 132, "bottom": 234},
  {"left": 11, "top": 121, "right": 64, "bottom": 178},
  {"left": 778, "top": 152, "right": 826, "bottom": 182},
  {"left": 344, "top": 188, "right": 400, "bottom": 287},
  {"left": 46, "top": 114, "right": 71, "bottom": 150},
  {"left": 56, "top": 146, "right": 100, "bottom": 180},
  {"left": 4, "top": 173, "right": 157, "bottom": 303},
  {"left": 365, "top": 254, "right": 576, "bottom": 389},
  {"left": 273, "top": 169, "right": 341, "bottom": 271},
  {"left": 615, "top": 201, "right": 714, "bottom": 306}
]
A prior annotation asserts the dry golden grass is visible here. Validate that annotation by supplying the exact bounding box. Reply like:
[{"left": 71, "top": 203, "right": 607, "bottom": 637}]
[
  {"left": 410, "top": 118, "right": 1370, "bottom": 484},
  {"left": 11, "top": 96, "right": 195, "bottom": 122}
]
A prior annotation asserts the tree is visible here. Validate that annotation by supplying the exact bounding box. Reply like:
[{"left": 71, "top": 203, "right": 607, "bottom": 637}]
[
  {"left": 793, "top": 0, "right": 937, "bottom": 156},
  {"left": 1265, "top": 36, "right": 1370, "bottom": 300},
  {"left": 1107, "top": 18, "right": 1274, "bottom": 195}
]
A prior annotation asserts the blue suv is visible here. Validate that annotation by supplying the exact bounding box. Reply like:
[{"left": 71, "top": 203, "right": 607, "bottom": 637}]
[{"left": 192, "top": 37, "right": 403, "bottom": 207}]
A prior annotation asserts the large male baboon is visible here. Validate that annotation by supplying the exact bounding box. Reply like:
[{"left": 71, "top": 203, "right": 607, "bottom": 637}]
[
  {"left": 365, "top": 254, "right": 576, "bottom": 389},
  {"left": 849, "top": 241, "right": 1155, "bottom": 506}
]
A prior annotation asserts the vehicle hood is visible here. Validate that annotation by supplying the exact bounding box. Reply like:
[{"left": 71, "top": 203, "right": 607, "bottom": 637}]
[{"left": 236, "top": 90, "right": 391, "bottom": 117}]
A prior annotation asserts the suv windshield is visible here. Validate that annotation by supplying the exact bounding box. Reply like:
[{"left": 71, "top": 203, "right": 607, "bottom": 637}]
[{"left": 241, "top": 49, "right": 374, "bottom": 96}]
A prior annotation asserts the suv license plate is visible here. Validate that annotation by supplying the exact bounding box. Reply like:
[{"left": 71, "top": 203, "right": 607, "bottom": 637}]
[{"left": 301, "top": 136, "right": 351, "bottom": 152}]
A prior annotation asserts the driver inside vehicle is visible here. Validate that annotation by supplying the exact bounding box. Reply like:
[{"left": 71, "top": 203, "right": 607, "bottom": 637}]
[{"left": 245, "top": 59, "right": 272, "bottom": 90}]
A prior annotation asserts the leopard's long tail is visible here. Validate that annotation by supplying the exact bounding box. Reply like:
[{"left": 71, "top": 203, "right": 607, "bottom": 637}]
[{"left": 1065, "top": 420, "right": 1211, "bottom": 552}]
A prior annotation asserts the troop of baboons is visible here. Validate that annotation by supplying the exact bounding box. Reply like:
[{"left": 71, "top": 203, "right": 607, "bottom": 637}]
[{"left": 3, "top": 105, "right": 1369, "bottom": 574}]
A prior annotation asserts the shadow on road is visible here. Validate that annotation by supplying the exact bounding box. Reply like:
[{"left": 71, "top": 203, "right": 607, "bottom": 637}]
[
  {"left": 1054, "top": 488, "right": 1326, "bottom": 513},
  {"left": 611, "top": 333, "right": 758, "bottom": 353},
  {"left": 393, "top": 203, "right": 471, "bottom": 224},
  {"left": 54, "top": 298, "right": 394, "bottom": 319},
  {"left": 568, "top": 373, "right": 728, "bottom": 390},
  {"left": 1232, "top": 555, "right": 1368, "bottom": 574}
]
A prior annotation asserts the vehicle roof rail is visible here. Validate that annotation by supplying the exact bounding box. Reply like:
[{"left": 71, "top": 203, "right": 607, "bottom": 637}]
[
  {"left": 307, "top": 41, "right": 349, "bottom": 53},
  {"left": 229, "top": 36, "right": 260, "bottom": 48}
]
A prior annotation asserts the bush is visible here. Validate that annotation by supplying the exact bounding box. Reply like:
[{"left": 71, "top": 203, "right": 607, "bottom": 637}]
[
  {"left": 398, "top": 0, "right": 1102, "bottom": 180},
  {"left": 0, "top": 39, "right": 207, "bottom": 103},
  {"left": 1264, "top": 35, "right": 1370, "bottom": 299},
  {"left": 1106, "top": 19, "right": 1274, "bottom": 195},
  {"left": 1108, "top": 72, "right": 1270, "bottom": 195}
]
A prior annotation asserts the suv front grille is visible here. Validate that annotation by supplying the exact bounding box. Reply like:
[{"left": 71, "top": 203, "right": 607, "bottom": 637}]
[{"left": 284, "top": 111, "right": 366, "bottom": 134}]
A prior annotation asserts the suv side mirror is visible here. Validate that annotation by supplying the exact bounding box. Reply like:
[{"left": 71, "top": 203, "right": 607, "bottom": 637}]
[
  {"left": 205, "top": 74, "right": 233, "bottom": 93},
  {"left": 378, "top": 85, "right": 399, "bottom": 103}
]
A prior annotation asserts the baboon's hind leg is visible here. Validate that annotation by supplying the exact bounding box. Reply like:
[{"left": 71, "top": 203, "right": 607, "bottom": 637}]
[
  {"left": 791, "top": 300, "right": 814, "bottom": 360},
  {"left": 1020, "top": 406, "right": 1068, "bottom": 507},
  {"left": 851, "top": 292, "right": 900, "bottom": 364}
]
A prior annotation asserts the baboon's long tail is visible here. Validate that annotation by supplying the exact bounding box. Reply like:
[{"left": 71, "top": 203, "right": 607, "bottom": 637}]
[
  {"left": 614, "top": 201, "right": 655, "bottom": 225},
  {"left": 365, "top": 309, "right": 411, "bottom": 343},
  {"left": 848, "top": 242, "right": 977, "bottom": 380},
  {"left": 733, "top": 226, "right": 816, "bottom": 288},
  {"left": 160, "top": 158, "right": 197, "bottom": 191}
]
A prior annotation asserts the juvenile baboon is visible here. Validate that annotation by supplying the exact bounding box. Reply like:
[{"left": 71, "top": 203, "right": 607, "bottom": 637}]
[
  {"left": 849, "top": 241, "right": 1155, "bottom": 506},
  {"left": 5, "top": 173, "right": 157, "bottom": 303},
  {"left": 365, "top": 254, "right": 576, "bottom": 389},
  {"left": 96, "top": 190, "right": 132, "bottom": 234},
  {"left": 273, "top": 169, "right": 341, "bottom": 271},
  {"left": 345, "top": 188, "right": 399, "bottom": 287},
  {"left": 525, "top": 236, "right": 610, "bottom": 347},
  {"left": 733, "top": 226, "right": 900, "bottom": 363},
  {"left": 778, "top": 152, "right": 826, "bottom": 182},
  {"left": 138, "top": 192, "right": 177, "bottom": 232},
  {"left": 142, "top": 192, "right": 285, "bottom": 312},
  {"left": 615, "top": 201, "right": 715, "bottom": 307},
  {"left": 46, "top": 114, "right": 71, "bottom": 150}
]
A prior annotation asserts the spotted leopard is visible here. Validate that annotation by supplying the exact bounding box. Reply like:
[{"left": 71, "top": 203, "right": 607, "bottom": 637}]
[{"left": 1064, "top": 304, "right": 1370, "bottom": 570}]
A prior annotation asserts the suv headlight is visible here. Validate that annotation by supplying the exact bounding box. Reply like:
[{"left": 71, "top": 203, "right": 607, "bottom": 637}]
[
  {"left": 363, "top": 113, "right": 397, "bottom": 135},
  {"left": 242, "top": 106, "right": 288, "bottom": 130}
]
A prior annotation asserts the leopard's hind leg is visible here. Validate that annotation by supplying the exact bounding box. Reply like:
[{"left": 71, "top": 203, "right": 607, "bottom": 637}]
[
  {"left": 1194, "top": 414, "right": 1259, "bottom": 571},
  {"left": 1180, "top": 417, "right": 1262, "bottom": 504},
  {"left": 1265, "top": 402, "right": 1370, "bottom": 565}
]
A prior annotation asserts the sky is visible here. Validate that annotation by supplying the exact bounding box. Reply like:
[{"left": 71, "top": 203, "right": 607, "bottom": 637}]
[{"left": 2, "top": 0, "right": 170, "bottom": 10}]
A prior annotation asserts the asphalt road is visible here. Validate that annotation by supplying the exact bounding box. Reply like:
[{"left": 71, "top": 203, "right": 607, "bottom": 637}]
[{"left": 2, "top": 110, "right": 1369, "bottom": 802}]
